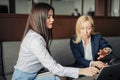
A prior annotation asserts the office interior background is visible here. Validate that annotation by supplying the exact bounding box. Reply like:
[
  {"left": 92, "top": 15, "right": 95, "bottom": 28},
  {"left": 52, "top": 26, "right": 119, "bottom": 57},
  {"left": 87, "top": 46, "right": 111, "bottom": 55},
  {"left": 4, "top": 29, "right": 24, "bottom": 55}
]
[
  {"left": 1, "top": 0, "right": 120, "bottom": 80},
  {"left": 0, "top": 0, "right": 120, "bottom": 16}
]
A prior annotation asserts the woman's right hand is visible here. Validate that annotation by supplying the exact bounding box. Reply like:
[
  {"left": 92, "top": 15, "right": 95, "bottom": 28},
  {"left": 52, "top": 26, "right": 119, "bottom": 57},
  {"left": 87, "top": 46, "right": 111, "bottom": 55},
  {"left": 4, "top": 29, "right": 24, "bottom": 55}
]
[
  {"left": 79, "top": 67, "right": 99, "bottom": 76},
  {"left": 91, "top": 61, "right": 108, "bottom": 69}
]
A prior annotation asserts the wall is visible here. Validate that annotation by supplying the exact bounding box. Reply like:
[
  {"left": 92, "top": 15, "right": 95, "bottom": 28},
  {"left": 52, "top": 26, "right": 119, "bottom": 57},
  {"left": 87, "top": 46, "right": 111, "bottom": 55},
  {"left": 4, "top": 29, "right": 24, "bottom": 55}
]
[
  {"left": 0, "top": 14, "right": 27, "bottom": 41},
  {"left": 0, "top": 14, "right": 120, "bottom": 41}
]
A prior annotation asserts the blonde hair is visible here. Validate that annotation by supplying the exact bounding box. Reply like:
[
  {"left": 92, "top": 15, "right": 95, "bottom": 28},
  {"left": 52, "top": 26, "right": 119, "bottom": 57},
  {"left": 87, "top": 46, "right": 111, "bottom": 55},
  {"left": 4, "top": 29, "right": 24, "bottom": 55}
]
[{"left": 74, "top": 15, "right": 96, "bottom": 44}]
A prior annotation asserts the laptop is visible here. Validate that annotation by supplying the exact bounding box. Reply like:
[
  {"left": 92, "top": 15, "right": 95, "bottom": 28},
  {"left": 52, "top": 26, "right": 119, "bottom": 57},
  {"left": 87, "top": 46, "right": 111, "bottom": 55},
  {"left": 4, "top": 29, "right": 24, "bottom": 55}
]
[{"left": 95, "top": 63, "right": 120, "bottom": 80}]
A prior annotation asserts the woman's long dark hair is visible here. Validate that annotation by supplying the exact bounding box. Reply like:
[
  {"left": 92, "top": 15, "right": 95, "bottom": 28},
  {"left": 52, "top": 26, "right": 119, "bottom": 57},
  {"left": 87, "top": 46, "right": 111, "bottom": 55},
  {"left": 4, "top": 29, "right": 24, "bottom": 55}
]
[{"left": 23, "top": 2, "right": 54, "bottom": 53}]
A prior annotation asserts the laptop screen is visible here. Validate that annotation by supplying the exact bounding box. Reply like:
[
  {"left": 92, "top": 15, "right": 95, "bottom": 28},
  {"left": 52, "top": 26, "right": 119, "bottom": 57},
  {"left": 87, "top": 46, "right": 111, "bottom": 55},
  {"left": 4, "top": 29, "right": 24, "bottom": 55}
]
[{"left": 95, "top": 63, "right": 120, "bottom": 80}]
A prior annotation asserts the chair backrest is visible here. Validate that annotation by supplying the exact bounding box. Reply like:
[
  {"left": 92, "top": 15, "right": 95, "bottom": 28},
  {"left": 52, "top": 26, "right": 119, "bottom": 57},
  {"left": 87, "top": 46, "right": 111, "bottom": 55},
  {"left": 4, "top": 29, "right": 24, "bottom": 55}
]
[
  {"left": 104, "top": 37, "right": 120, "bottom": 58},
  {"left": 50, "top": 39, "right": 75, "bottom": 66}
]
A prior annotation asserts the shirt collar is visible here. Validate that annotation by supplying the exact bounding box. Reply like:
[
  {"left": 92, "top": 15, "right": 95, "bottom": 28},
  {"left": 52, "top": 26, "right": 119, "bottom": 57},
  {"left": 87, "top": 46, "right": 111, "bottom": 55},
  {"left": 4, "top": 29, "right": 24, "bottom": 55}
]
[{"left": 82, "top": 36, "right": 91, "bottom": 45}]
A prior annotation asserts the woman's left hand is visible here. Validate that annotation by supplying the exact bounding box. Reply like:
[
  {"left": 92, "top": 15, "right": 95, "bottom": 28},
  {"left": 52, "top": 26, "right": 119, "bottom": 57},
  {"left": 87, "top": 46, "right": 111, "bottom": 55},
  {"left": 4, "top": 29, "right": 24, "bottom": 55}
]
[{"left": 97, "top": 48, "right": 110, "bottom": 60}]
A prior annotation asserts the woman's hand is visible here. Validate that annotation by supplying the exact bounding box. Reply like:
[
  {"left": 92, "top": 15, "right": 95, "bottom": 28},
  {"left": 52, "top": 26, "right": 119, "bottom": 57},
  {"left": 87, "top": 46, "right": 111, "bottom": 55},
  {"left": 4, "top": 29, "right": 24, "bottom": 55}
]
[
  {"left": 79, "top": 67, "right": 99, "bottom": 76},
  {"left": 91, "top": 61, "right": 108, "bottom": 69},
  {"left": 97, "top": 48, "right": 111, "bottom": 60}
]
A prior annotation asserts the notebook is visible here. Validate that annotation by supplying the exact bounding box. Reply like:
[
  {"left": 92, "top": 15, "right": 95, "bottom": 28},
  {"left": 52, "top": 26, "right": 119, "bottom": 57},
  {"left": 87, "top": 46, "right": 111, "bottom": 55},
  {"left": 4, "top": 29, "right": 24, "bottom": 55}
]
[{"left": 95, "top": 63, "right": 120, "bottom": 80}]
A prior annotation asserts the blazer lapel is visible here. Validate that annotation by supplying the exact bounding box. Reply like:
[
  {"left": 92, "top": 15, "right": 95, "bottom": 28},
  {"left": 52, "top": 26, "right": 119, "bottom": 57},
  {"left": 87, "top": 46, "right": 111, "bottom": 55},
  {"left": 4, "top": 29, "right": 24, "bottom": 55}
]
[
  {"left": 78, "top": 41, "right": 84, "bottom": 57},
  {"left": 91, "top": 36, "right": 96, "bottom": 60}
]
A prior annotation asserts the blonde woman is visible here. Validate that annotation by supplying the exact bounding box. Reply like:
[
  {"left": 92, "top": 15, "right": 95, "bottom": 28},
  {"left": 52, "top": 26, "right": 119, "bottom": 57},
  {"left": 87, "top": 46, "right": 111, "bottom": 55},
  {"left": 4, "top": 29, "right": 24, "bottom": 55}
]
[{"left": 70, "top": 15, "right": 112, "bottom": 69}]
